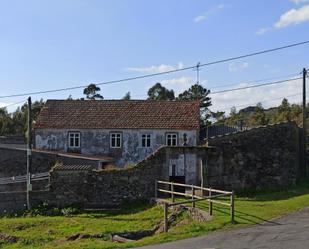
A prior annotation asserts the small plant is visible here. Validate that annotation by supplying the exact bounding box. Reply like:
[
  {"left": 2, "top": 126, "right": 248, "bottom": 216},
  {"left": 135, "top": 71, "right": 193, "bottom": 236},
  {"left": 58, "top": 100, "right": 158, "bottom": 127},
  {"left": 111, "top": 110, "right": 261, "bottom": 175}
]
[
  {"left": 103, "top": 164, "right": 118, "bottom": 171},
  {"left": 61, "top": 207, "right": 78, "bottom": 217}
]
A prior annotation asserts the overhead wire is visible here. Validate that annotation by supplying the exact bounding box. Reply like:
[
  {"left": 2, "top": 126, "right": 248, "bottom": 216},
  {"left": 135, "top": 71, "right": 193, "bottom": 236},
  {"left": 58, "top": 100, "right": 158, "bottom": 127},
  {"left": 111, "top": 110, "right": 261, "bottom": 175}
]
[
  {"left": 0, "top": 40, "right": 308, "bottom": 100},
  {"left": 210, "top": 77, "right": 302, "bottom": 95},
  {"left": 0, "top": 99, "right": 27, "bottom": 110}
]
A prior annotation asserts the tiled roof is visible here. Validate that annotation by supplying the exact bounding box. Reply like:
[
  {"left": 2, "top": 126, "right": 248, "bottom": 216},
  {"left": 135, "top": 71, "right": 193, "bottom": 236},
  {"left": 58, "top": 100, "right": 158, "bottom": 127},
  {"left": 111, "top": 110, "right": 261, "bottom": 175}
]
[
  {"left": 52, "top": 164, "right": 93, "bottom": 171},
  {"left": 34, "top": 100, "right": 200, "bottom": 130}
]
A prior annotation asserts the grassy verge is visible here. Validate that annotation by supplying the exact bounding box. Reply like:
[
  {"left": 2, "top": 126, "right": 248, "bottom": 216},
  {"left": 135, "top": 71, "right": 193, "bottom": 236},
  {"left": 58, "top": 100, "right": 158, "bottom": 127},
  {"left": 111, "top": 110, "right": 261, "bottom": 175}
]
[{"left": 1, "top": 180, "right": 309, "bottom": 249}]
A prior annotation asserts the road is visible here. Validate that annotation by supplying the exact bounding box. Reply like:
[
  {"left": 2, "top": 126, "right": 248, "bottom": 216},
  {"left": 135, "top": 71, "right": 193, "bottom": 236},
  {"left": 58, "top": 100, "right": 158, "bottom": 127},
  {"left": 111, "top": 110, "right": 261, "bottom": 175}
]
[{"left": 136, "top": 207, "right": 309, "bottom": 249}]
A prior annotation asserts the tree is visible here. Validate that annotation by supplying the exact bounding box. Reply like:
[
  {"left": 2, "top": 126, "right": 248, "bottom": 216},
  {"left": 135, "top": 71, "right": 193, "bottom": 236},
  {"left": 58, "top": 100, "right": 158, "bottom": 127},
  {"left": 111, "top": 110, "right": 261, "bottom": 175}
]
[
  {"left": 147, "top": 83, "right": 175, "bottom": 101},
  {"left": 83, "top": 84, "right": 104, "bottom": 100},
  {"left": 273, "top": 98, "right": 291, "bottom": 123},
  {"left": 177, "top": 84, "right": 212, "bottom": 126},
  {"left": 122, "top": 92, "right": 131, "bottom": 100},
  {"left": 0, "top": 108, "right": 14, "bottom": 135},
  {"left": 290, "top": 103, "right": 302, "bottom": 126},
  {"left": 212, "top": 111, "right": 226, "bottom": 124},
  {"left": 225, "top": 107, "right": 242, "bottom": 126},
  {"left": 248, "top": 103, "right": 268, "bottom": 126}
]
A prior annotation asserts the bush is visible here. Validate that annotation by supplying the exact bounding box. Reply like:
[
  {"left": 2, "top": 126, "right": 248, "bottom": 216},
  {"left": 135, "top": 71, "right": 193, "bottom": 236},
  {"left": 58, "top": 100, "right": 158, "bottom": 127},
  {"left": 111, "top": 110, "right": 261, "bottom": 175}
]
[{"left": 60, "top": 207, "right": 78, "bottom": 217}]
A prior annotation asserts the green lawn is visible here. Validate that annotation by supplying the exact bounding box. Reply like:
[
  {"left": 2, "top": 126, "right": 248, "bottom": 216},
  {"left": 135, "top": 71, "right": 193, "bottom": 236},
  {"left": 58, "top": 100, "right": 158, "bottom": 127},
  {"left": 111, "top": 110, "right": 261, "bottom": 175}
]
[{"left": 1, "top": 181, "right": 309, "bottom": 249}]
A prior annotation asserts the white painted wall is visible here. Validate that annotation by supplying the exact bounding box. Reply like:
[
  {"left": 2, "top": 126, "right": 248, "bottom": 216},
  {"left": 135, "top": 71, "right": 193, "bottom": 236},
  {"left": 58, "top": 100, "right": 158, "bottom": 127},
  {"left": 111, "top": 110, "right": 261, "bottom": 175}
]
[{"left": 34, "top": 128, "right": 198, "bottom": 167}]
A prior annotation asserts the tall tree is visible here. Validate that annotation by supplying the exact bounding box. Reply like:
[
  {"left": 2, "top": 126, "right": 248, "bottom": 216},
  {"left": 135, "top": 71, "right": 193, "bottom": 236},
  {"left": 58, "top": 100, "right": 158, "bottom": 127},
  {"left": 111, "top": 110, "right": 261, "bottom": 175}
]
[
  {"left": 177, "top": 84, "right": 212, "bottom": 126},
  {"left": 225, "top": 107, "right": 243, "bottom": 126},
  {"left": 212, "top": 111, "right": 226, "bottom": 124},
  {"left": 147, "top": 83, "right": 175, "bottom": 100},
  {"left": 122, "top": 92, "right": 131, "bottom": 100},
  {"left": 248, "top": 103, "right": 268, "bottom": 126},
  {"left": 83, "top": 84, "right": 104, "bottom": 100},
  {"left": 0, "top": 108, "right": 14, "bottom": 135},
  {"left": 273, "top": 98, "right": 291, "bottom": 123}
]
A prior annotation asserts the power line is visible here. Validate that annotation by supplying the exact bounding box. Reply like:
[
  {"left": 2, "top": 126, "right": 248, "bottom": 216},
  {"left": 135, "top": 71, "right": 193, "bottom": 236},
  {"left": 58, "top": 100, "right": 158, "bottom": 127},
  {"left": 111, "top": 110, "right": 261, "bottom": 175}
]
[
  {"left": 210, "top": 77, "right": 302, "bottom": 95},
  {"left": 210, "top": 72, "right": 300, "bottom": 90},
  {"left": 0, "top": 99, "right": 27, "bottom": 110},
  {"left": 216, "top": 92, "right": 303, "bottom": 112},
  {"left": 0, "top": 40, "right": 309, "bottom": 100},
  {"left": 199, "top": 40, "right": 309, "bottom": 68}
]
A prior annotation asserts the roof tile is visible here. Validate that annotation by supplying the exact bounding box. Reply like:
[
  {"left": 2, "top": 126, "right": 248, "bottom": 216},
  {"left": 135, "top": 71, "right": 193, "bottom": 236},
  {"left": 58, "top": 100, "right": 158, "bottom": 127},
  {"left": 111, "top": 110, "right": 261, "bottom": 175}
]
[{"left": 34, "top": 100, "right": 200, "bottom": 130}]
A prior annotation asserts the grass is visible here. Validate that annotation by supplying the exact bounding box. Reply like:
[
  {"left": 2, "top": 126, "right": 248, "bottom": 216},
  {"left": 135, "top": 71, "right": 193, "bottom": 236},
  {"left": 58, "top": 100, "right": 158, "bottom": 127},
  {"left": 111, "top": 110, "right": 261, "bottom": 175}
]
[{"left": 1, "top": 180, "right": 309, "bottom": 249}]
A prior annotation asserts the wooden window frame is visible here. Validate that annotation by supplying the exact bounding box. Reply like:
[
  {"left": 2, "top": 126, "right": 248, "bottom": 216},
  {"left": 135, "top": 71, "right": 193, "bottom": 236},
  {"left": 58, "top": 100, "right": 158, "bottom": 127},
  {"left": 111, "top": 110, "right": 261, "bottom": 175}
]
[
  {"left": 141, "top": 134, "right": 152, "bottom": 148},
  {"left": 68, "top": 132, "right": 81, "bottom": 148},
  {"left": 165, "top": 132, "right": 178, "bottom": 146},
  {"left": 110, "top": 132, "right": 122, "bottom": 148}
]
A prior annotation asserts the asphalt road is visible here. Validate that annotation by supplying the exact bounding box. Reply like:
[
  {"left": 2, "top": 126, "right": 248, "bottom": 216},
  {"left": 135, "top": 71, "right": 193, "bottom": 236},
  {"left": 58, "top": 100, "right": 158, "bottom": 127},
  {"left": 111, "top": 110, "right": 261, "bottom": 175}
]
[{"left": 136, "top": 207, "right": 309, "bottom": 249}]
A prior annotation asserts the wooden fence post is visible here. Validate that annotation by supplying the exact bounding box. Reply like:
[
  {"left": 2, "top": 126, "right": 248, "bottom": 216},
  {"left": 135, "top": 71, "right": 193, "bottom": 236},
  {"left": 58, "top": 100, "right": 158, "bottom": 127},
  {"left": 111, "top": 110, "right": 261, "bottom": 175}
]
[
  {"left": 192, "top": 185, "right": 195, "bottom": 208},
  {"left": 230, "top": 190, "right": 235, "bottom": 224},
  {"left": 209, "top": 187, "right": 213, "bottom": 215},
  {"left": 171, "top": 182, "right": 175, "bottom": 203},
  {"left": 164, "top": 202, "right": 168, "bottom": 232}
]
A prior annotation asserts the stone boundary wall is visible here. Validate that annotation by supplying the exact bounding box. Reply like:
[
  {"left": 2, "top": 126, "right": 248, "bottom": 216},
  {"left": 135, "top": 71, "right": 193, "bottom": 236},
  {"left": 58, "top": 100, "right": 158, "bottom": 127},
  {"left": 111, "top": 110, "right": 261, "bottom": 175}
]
[
  {"left": 0, "top": 122, "right": 302, "bottom": 211},
  {"left": 43, "top": 122, "right": 301, "bottom": 209},
  {"left": 206, "top": 121, "right": 301, "bottom": 190},
  {"left": 46, "top": 147, "right": 170, "bottom": 208},
  {"left": 0, "top": 148, "right": 103, "bottom": 193},
  {"left": 0, "top": 135, "right": 25, "bottom": 144},
  {"left": 0, "top": 148, "right": 101, "bottom": 178}
]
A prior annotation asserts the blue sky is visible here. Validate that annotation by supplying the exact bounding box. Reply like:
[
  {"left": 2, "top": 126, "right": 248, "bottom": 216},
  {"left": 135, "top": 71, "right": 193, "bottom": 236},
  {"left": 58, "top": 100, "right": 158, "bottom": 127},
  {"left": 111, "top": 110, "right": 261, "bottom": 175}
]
[{"left": 1, "top": 0, "right": 309, "bottom": 113}]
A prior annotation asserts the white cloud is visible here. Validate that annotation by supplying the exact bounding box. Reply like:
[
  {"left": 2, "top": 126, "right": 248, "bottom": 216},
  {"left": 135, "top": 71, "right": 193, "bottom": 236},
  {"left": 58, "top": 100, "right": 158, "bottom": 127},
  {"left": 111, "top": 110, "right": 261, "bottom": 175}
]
[
  {"left": 210, "top": 77, "right": 302, "bottom": 113},
  {"left": 255, "top": 4, "right": 309, "bottom": 34},
  {"left": 126, "top": 62, "right": 184, "bottom": 74},
  {"left": 228, "top": 62, "right": 249, "bottom": 72},
  {"left": 161, "top": 76, "right": 194, "bottom": 94},
  {"left": 194, "top": 15, "right": 206, "bottom": 23},
  {"left": 274, "top": 5, "right": 309, "bottom": 28},
  {"left": 290, "top": 0, "right": 309, "bottom": 4},
  {"left": 255, "top": 27, "right": 271, "bottom": 35},
  {"left": 193, "top": 4, "right": 225, "bottom": 23}
]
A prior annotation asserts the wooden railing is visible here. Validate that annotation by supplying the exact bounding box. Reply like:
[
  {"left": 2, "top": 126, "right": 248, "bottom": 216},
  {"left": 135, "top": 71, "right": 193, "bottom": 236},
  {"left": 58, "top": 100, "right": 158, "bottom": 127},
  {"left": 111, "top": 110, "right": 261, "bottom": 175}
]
[{"left": 155, "top": 180, "right": 235, "bottom": 232}]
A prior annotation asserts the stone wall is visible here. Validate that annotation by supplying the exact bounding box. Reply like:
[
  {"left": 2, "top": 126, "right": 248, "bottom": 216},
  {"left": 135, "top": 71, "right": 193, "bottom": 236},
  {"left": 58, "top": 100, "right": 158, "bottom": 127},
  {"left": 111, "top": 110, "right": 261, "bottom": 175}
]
[
  {"left": 0, "top": 147, "right": 102, "bottom": 178},
  {"left": 45, "top": 147, "right": 170, "bottom": 208},
  {"left": 0, "top": 122, "right": 303, "bottom": 211},
  {"left": 0, "top": 135, "right": 25, "bottom": 144},
  {"left": 0, "top": 192, "right": 27, "bottom": 213},
  {"left": 206, "top": 121, "right": 301, "bottom": 190}
]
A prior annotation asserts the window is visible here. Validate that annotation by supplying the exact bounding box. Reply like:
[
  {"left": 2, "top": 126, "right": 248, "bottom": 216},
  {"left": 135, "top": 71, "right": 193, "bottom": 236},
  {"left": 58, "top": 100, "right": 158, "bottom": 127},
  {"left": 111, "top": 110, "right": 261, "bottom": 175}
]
[
  {"left": 141, "top": 134, "right": 151, "bottom": 148},
  {"left": 68, "top": 132, "right": 80, "bottom": 148},
  {"left": 110, "top": 132, "right": 122, "bottom": 148},
  {"left": 166, "top": 133, "right": 178, "bottom": 146}
]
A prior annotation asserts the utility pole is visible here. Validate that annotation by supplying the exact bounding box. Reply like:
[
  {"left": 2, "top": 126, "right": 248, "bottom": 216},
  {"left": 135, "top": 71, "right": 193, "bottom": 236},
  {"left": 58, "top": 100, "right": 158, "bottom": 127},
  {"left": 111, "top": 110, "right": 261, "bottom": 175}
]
[
  {"left": 26, "top": 96, "right": 32, "bottom": 210},
  {"left": 302, "top": 68, "right": 307, "bottom": 177},
  {"left": 195, "top": 62, "right": 201, "bottom": 85}
]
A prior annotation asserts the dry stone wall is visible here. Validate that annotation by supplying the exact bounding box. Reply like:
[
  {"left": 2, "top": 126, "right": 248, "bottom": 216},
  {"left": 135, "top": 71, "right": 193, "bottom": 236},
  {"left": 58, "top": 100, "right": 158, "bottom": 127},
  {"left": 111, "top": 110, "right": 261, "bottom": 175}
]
[
  {"left": 47, "top": 148, "right": 169, "bottom": 208},
  {"left": 0, "top": 122, "right": 303, "bottom": 212},
  {"left": 206, "top": 122, "right": 301, "bottom": 190}
]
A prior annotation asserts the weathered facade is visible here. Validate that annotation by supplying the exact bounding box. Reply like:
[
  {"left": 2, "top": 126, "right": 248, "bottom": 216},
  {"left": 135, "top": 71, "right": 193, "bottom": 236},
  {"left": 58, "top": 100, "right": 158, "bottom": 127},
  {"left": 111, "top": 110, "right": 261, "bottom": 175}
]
[
  {"left": 34, "top": 100, "right": 200, "bottom": 167},
  {"left": 35, "top": 128, "right": 197, "bottom": 166}
]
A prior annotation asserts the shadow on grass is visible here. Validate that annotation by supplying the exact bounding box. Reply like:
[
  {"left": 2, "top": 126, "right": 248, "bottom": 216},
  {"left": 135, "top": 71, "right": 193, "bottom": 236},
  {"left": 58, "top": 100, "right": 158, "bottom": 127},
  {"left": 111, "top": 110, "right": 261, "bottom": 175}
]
[
  {"left": 213, "top": 207, "right": 281, "bottom": 226},
  {"left": 236, "top": 178, "right": 309, "bottom": 202}
]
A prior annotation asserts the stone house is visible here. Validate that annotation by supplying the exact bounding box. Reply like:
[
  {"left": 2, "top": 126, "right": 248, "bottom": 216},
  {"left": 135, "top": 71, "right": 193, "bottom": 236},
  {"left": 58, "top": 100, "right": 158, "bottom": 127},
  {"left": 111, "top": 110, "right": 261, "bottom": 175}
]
[{"left": 34, "top": 99, "right": 200, "bottom": 167}]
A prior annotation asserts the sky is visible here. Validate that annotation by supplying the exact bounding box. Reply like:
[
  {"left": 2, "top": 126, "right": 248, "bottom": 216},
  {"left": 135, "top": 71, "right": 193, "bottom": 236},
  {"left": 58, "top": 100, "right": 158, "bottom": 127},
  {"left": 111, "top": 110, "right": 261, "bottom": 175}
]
[{"left": 0, "top": 0, "right": 309, "bottom": 114}]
